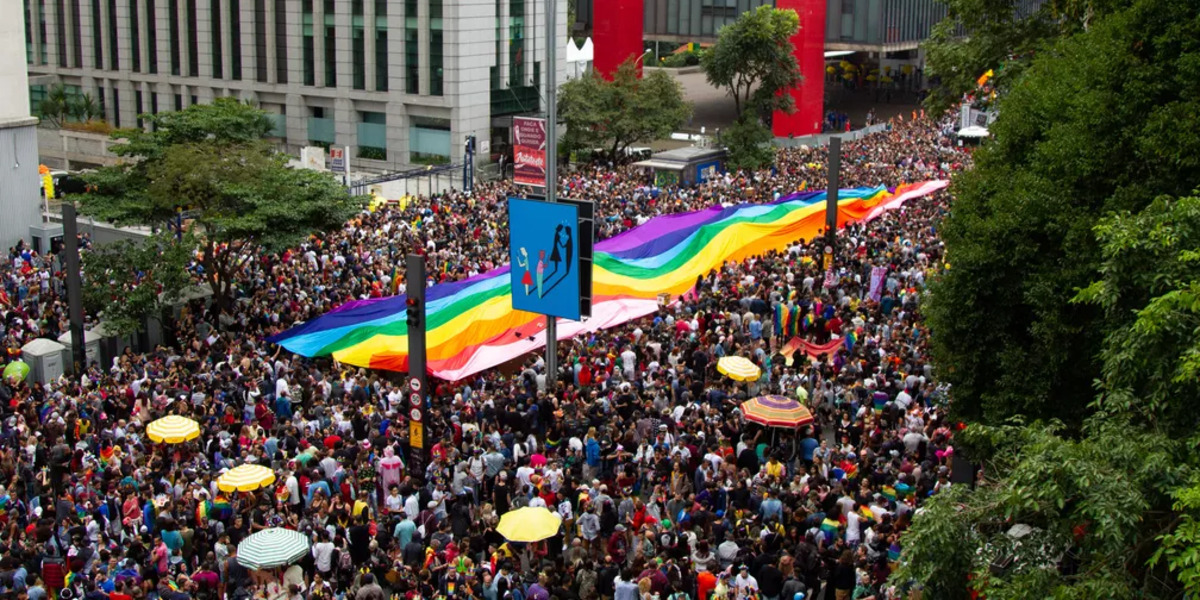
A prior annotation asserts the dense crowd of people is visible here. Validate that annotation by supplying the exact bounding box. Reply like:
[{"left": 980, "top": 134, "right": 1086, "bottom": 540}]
[{"left": 0, "top": 108, "right": 967, "bottom": 600}]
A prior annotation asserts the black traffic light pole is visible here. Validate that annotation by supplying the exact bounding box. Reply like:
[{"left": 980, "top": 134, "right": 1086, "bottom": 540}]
[
  {"left": 62, "top": 203, "right": 87, "bottom": 372},
  {"left": 405, "top": 254, "right": 429, "bottom": 479}
]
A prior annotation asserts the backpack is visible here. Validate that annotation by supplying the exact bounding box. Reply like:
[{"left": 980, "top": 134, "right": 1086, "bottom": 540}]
[{"left": 337, "top": 547, "right": 352, "bottom": 572}]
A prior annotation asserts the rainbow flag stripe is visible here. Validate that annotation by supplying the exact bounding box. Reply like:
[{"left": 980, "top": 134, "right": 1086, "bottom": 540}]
[{"left": 270, "top": 181, "right": 947, "bottom": 380}]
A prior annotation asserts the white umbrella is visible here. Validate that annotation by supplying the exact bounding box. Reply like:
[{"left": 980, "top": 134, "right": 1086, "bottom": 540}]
[{"left": 236, "top": 527, "right": 311, "bottom": 569}]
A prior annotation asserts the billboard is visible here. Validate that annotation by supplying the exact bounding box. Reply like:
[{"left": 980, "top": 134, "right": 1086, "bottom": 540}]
[
  {"left": 509, "top": 198, "right": 581, "bottom": 320},
  {"left": 512, "top": 117, "right": 547, "bottom": 188}
]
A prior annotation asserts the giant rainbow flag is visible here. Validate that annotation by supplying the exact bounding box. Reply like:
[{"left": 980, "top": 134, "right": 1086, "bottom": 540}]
[{"left": 270, "top": 181, "right": 948, "bottom": 380}]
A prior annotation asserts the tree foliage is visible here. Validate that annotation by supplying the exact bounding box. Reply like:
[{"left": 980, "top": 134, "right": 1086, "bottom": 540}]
[
  {"left": 701, "top": 5, "right": 802, "bottom": 117},
  {"left": 80, "top": 99, "right": 356, "bottom": 314},
  {"left": 559, "top": 58, "right": 692, "bottom": 162},
  {"left": 892, "top": 419, "right": 1190, "bottom": 599},
  {"left": 926, "top": 0, "right": 1200, "bottom": 425},
  {"left": 81, "top": 233, "right": 195, "bottom": 337},
  {"left": 922, "top": 0, "right": 1131, "bottom": 113},
  {"left": 1075, "top": 196, "right": 1200, "bottom": 433},
  {"left": 38, "top": 84, "right": 104, "bottom": 128},
  {"left": 722, "top": 111, "right": 775, "bottom": 172}
]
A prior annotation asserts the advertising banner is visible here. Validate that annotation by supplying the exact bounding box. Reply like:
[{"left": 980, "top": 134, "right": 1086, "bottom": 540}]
[{"left": 512, "top": 117, "right": 547, "bottom": 188}]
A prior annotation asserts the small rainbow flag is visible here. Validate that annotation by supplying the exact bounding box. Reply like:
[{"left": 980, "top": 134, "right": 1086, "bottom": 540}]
[
  {"left": 895, "top": 482, "right": 912, "bottom": 499},
  {"left": 882, "top": 486, "right": 897, "bottom": 501},
  {"left": 873, "top": 391, "right": 889, "bottom": 413},
  {"left": 845, "top": 330, "right": 858, "bottom": 352},
  {"left": 820, "top": 518, "right": 840, "bottom": 542},
  {"left": 888, "top": 543, "right": 902, "bottom": 563},
  {"left": 212, "top": 496, "right": 233, "bottom": 520}
]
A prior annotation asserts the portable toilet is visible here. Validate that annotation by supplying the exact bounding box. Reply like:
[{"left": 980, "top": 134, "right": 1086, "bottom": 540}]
[{"left": 21, "top": 338, "right": 67, "bottom": 385}]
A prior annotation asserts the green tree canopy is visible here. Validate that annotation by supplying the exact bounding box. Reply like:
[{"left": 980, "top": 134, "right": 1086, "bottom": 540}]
[
  {"left": 80, "top": 99, "right": 355, "bottom": 314},
  {"left": 559, "top": 58, "right": 692, "bottom": 162},
  {"left": 81, "top": 233, "right": 195, "bottom": 337},
  {"left": 922, "top": 0, "right": 1130, "bottom": 113},
  {"left": 722, "top": 111, "right": 775, "bottom": 172},
  {"left": 701, "top": 5, "right": 802, "bottom": 117},
  {"left": 892, "top": 419, "right": 1190, "bottom": 599},
  {"left": 926, "top": 0, "right": 1200, "bottom": 425}
]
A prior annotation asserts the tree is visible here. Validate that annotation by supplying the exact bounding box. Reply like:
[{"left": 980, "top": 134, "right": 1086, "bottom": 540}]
[
  {"left": 1076, "top": 195, "right": 1200, "bottom": 434},
  {"left": 922, "top": 0, "right": 1129, "bottom": 113},
  {"left": 891, "top": 419, "right": 1191, "bottom": 599},
  {"left": 722, "top": 111, "right": 774, "bottom": 172},
  {"left": 80, "top": 99, "right": 355, "bottom": 314},
  {"left": 37, "top": 84, "right": 103, "bottom": 128},
  {"left": 559, "top": 58, "right": 692, "bottom": 162},
  {"left": 701, "top": 5, "right": 802, "bottom": 117},
  {"left": 81, "top": 233, "right": 195, "bottom": 337},
  {"left": 925, "top": 0, "right": 1200, "bottom": 425}
]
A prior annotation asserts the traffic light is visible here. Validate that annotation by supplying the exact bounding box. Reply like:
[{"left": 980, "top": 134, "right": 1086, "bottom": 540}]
[{"left": 406, "top": 297, "right": 421, "bottom": 328}]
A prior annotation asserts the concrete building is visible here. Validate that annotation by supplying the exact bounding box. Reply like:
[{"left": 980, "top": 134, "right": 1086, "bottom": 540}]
[
  {"left": 1, "top": 0, "right": 43, "bottom": 251},
  {"left": 21, "top": 0, "right": 567, "bottom": 169}
]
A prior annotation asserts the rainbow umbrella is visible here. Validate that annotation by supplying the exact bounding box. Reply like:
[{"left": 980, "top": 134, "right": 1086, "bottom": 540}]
[
  {"left": 717, "top": 356, "right": 761, "bottom": 382},
  {"left": 739, "top": 395, "right": 815, "bottom": 428},
  {"left": 146, "top": 416, "right": 201, "bottom": 444},
  {"left": 217, "top": 464, "right": 276, "bottom": 493}
]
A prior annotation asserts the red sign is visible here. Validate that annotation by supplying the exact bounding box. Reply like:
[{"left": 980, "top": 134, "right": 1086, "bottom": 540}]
[{"left": 512, "top": 116, "right": 547, "bottom": 188}]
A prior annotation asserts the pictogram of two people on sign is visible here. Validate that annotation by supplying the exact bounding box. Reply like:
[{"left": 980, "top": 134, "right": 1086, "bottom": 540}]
[{"left": 516, "top": 223, "right": 573, "bottom": 298}]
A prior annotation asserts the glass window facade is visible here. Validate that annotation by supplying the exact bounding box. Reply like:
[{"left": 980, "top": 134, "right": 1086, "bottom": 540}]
[
  {"left": 430, "top": 0, "right": 442, "bottom": 96},
  {"left": 168, "top": 0, "right": 180, "bottom": 75},
  {"left": 323, "top": 0, "right": 335, "bottom": 86},
  {"left": 146, "top": 0, "right": 157, "bottom": 73},
  {"left": 302, "top": 0, "right": 313, "bottom": 85},
  {"left": 352, "top": 0, "right": 364, "bottom": 89},
  {"left": 129, "top": 0, "right": 140, "bottom": 71},
  {"left": 209, "top": 0, "right": 221, "bottom": 76},
  {"left": 357, "top": 111, "right": 386, "bottom": 159},
  {"left": 187, "top": 0, "right": 198, "bottom": 75},
  {"left": 91, "top": 0, "right": 102, "bottom": 67},
  {"left": 509, "top": 0, "right": 524, "bottom": 86},
  {"left": 405, "top": 0, "right": 417, "bottom": 93},
  {"left": 275, "top": 0, "right": 288, "bottom": 82},
  {"left": 254, "top": 0, "right": 267, "bottom": 81},
  {"left": 374, "top": 0, "right": 387, "bottom": 91},
  {"left": 230, "top": 0, "right": 241, "bottom": 79}
]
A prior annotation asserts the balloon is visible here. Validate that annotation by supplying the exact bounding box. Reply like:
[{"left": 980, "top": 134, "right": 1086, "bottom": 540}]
[{"left": 3, "top": 361, "right": 30, "bottom": 382}]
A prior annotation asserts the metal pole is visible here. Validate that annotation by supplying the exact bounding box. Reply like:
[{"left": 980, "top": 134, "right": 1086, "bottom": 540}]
[
  {"left": 826, "top": 136, "right": 841, "bottom": 254},
  {"left": 544, "top": 0, "right": 558, "bottom": 392},
  {"left": 405, "top": 254, "right": 429, "bottom": 480},
  {"left": 62, "top": 203, "right": 87, "bottom": 373}
]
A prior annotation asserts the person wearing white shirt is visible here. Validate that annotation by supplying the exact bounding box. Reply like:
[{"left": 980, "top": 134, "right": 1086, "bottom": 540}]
[{"left": 311, "top": 532, "right": 336, "bottom": 574}]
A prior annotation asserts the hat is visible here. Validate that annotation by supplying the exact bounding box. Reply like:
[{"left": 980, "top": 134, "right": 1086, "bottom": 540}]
[
  {"left": 615, "top": 524, "right": 626, "bottom": 532},
  {"left": 427, "top": 501, "right": 438, "bottom": 508}
]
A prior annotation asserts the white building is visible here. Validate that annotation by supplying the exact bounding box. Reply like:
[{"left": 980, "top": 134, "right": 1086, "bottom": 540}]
[
  {"left": 21, "top": 0, "right": 567, "bottom": 169},
  {"left": 1, "top": 0, "right": 42, "bottom": 250}
]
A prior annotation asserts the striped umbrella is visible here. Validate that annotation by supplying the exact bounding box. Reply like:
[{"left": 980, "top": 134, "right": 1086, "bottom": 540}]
[
  {"left": 236, "top": 527, "right": 311, "bottom": 569},
  {"left": 217, "top": 464, "right": 276, "bottom": 493},
  {"left": 740, "top": 395, "right": 815, "bottom": 428},
  {"left": 717, "top": 356, "right": 761, "bottom": 381},
  {"left": 145, "top": 416, "right": 201, "bottom": 444}
]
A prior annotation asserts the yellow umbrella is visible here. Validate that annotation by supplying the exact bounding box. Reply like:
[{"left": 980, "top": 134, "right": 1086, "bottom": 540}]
[
  {"left": 496, "top": 506, "right": 562, "bottom": 542},
  {"left": 718, "top": 356, "right": 761, "bottom": 382},
  {"left": 217, "top": 464, "right": 277, "bottom": 493},
  {"left": 146, "top": 416, "right": 201, "bottom": 444}
]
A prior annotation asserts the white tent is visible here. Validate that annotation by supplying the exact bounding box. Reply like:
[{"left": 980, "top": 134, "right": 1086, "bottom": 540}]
[
  {"left": 566, "top": 37, "right": 594, "bottom": 80},
  {"left": 957, "top": 125, "right": 990, "bottom": 138}
]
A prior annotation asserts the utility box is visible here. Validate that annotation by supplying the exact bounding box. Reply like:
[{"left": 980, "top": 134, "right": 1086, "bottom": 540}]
[{"left": 21, "top": 338, "right": 66, "bottom": 385}]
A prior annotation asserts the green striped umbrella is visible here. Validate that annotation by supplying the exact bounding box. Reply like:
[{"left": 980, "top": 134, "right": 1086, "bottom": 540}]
[{"left": 236, "top": 527, "right": 311, "bottom": 569}]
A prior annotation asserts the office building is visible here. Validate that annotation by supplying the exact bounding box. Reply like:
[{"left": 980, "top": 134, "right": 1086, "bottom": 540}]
[
  {"left": 2, "top": 0, "right": 43, "bottom": 250},
  {"left": 21, "top": 0, "right": 566, "bottom": 168}
]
